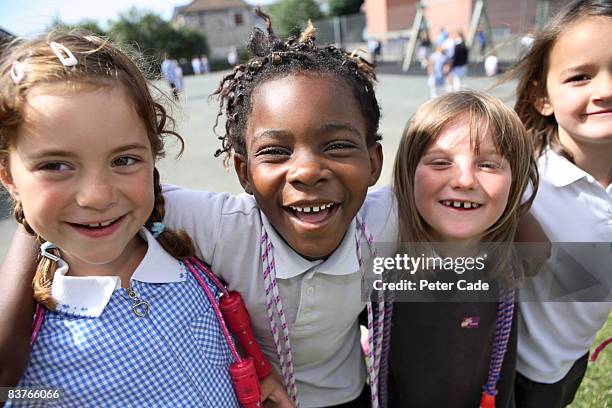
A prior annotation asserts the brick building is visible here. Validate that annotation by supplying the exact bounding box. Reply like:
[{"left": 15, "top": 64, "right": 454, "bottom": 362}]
[{"left": 173, "top": 0, "right": 259, "bottom": 59}]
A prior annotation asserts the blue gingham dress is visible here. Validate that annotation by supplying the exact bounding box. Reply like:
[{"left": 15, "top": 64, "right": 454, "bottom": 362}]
[{"left": 8, "top": 245, "right": 239, "bottom": 407}]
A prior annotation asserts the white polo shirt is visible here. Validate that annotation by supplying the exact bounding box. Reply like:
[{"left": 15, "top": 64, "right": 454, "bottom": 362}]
[
  {"left": 163, "top": 186, "right": 397, "bottom": 407},
  {"left": 517, "top": 149, "right": 612, "bottom": 383}
]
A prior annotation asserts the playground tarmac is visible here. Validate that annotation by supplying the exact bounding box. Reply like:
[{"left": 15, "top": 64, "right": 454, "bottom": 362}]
[{"left": 0, "top": 68, "right": 516, "bottom": 260}]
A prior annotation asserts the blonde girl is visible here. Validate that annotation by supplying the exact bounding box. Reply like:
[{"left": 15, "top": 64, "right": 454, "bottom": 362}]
[{"left": 387, "top": 90, "right": 537, "bottom": 408}]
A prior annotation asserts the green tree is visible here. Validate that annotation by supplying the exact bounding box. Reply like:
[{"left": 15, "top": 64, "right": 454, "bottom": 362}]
[
  {"left": 108, "top": 8, "right": 208, "bottom": 59},
  {"left": 267, "top": 0, "right": 324, "bottom": 38},
  {"left": 48, "top": 16, "right": 106, "bottom": 36},
  {"left": 327, "top": 0, "right": 364, "bottom": 16}
]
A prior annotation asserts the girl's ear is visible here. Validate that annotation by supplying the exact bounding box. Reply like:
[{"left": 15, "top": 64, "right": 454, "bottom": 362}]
[
  {"left": 534, "top": 95, "right": 554, "bottom": 116},
  {"left": 233, "top": 153, "right": 253, "bottom": 195},
  {"left": 367, "top": 143, "right": 383, "bottom": 187},
  {"left": 0, "top": 167, "right": 19, "bottom": 200},
  {"left": 531, "top": 81, "right": 554, "bottom": 116}
]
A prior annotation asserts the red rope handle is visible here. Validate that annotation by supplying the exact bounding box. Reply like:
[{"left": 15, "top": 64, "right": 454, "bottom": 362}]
[{"left": 590, "top": 337, "right": 612, "bottom": 362}]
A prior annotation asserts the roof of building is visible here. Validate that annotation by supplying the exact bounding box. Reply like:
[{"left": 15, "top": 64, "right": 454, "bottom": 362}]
[{"left": 178, "top": 0, "right": 249, "bottom": 14}]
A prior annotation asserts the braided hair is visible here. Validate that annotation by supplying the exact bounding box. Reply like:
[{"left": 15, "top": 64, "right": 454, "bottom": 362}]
[{"left": 212, "top": 8, "right": 382, "bottom": 165}]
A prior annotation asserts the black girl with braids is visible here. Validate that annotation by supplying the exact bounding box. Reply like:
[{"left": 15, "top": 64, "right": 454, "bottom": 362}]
[
  {"left": 0, "top": 31, "right": 292, "bottom": 406},
  {"left": 157, "top": 9, "right": 391, "bottom": 408}
]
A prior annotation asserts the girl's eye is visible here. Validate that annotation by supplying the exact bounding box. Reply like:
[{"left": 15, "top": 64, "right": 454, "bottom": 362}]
[
  {"left": 326, "top": 141, "right": 355, "bottom": 151},
  {"left": 566, "top": 74, "right": 590, "bottom": 83},
  {"left": 256, "top": 147, "right": 290, "bottom": 157},
  {"left": 479, "top": 162, "right": 501, "bottom": 170},
  {"left": 429, "top": 160, "right": 451, "bottom": 167},
  {"left": 39, "top": 162, "right": 71, "bottom": 172},
  {"left": 112, "top": 156, "right": 139, "bottom": 167}
]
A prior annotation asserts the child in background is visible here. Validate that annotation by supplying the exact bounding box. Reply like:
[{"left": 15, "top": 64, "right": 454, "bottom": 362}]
[
  {"left": 0, "top": 11, "right": 397, "bottom": 408},
  {"left": 0, "top": 32, "right": 245, "bottom": 406},
  {"left": 427, "top": 44, "right": 448, "bottom": 98},
  {"left": 506, "top": 0, "right": 612, "bottom": 406},
  {"left": 448, "top": 30, "right": 469, "bottom": 91},
  {"left": 387, "top": 91, "right": 538, "bottom": 408}
]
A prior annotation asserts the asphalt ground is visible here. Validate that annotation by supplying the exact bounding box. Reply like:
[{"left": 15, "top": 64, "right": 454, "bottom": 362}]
[{"left": 0, "top": 68, "right": 517, "bottom": 260}]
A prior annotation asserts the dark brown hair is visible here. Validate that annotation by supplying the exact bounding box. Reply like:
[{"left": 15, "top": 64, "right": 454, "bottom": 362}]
[{"left": 503, "top": 0, "right": 612, "bottom": 159}]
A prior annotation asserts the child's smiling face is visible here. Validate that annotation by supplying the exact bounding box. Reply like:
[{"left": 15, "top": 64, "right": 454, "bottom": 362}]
[
  {"left": 2, "top": 85, "right": 155, "bottom": 273},
  {"left": 539, "top": 16, "right": 612, "bottom": 149},
  {"left": 414, "top": 116, "right": 512, "bottom": 245},
  {"left": 235, "top": 74, "right": 382, "bottom": 260}
]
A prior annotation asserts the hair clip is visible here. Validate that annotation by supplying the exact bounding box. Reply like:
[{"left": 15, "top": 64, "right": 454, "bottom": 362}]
[
  {"left": 49, "top": 42, "right": 78, "bottom": 67},
  {"left": 40, "top": 241, "right": 61, "bottom": 262},
  {"left": 10, "top": 61, "right": 26, "bottom": 84},
  {"left": 149, "top": 222, "right": 165, "bottom": 237}
]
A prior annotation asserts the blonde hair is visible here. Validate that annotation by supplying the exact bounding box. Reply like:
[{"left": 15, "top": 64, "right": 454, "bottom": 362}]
[
  {"left": 392, "top": 90, "right": 538, "bottom": 284},
  {"left": 0, "top": 30, "right": 195, "bottom": 309}
]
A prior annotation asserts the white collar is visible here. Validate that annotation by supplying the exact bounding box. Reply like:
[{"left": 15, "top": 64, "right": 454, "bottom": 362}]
[
  {"left": 51, "top": 228, "right": 184, "bottom": 317},
  {"left": 540, "top": 148, "right": 589, "bottom": 187},
  {"left": 260, "top": 211, "right": 360, "bottom": 279}
]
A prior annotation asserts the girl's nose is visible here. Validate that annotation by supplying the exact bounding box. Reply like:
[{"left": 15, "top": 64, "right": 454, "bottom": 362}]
[
  {"left": 450, "top": 164, "right": 477, "bottom": 189},
  {"left": 593, "top": 73, "right": 612, "bottom": 100},
  {"left": 75, "top": 175, "right": 117, "bottom": 210},
  {"left": 286, "top": 153, "right": 329, "bottom": 187}
]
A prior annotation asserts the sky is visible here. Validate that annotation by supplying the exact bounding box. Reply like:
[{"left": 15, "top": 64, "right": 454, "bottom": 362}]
[{"left": 0, "top": 0, "right": 277, "bottom": 37}]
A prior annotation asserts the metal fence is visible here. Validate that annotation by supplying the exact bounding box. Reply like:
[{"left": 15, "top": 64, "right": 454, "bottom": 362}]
[{"left": 312, "top": 13, "right": 367, "bottom": 52}]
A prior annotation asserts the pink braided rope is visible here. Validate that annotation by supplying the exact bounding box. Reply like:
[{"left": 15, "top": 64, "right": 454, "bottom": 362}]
[
  {"left": 183, "top": 258, "right": 242, "bottom": 363},
  {"left": 356, "top": 217, "right": 385, "bottom": 408},
  {"left": 30, "top": 303, "right": 46, "bottom": 345},
  {"left": 483, "top": 287, "right": 515, "bottom": 396},
  {"left": 261, "top": 229, "right": 300, "bottom": 406},
  {"left": 259, "top": 217, "right": 384, "bottom": 408}
]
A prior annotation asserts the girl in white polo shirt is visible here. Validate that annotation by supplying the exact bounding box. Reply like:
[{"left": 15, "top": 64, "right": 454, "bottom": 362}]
[{"left": 507, "top": 1, "right": 612, "bottom": 406}]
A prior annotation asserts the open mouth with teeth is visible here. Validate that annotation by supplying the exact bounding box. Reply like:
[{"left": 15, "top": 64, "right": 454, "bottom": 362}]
[
  {"left": 440, "top": 200, "right": 482, "bottom": 210},
  {"left": 287, "top": 203, "right": 337, "bottom": 224},
  {"left": 68, "top": 216, "right": 124, "bottom": 231}
]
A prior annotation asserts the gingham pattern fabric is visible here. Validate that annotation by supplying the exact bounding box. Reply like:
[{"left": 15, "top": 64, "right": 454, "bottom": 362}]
[{"left": 8, "top": 265, "right": 239, "bottom": 408}]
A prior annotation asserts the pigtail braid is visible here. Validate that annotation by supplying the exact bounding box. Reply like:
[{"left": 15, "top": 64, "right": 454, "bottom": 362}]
[
  {"left": 147, "top": 167, "right": 195, "bottom": 259},
  {"left": 13, "top": 201, "right": 58, "bottom": 309},
  {"left": 13, "top": 200, "right": 34, "bottom": 235},
  {"left": 33, "top": 251, "right": 59, "bottom": 310}
]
